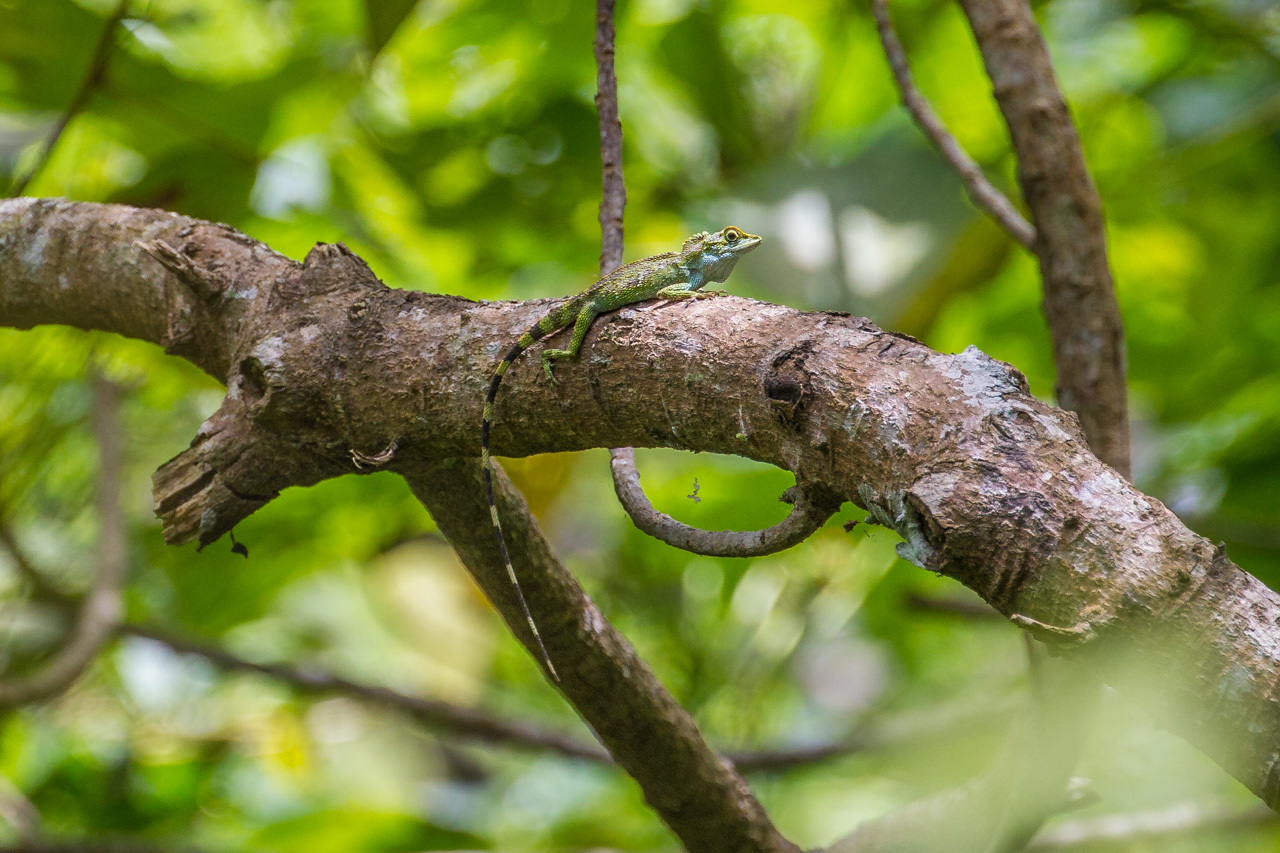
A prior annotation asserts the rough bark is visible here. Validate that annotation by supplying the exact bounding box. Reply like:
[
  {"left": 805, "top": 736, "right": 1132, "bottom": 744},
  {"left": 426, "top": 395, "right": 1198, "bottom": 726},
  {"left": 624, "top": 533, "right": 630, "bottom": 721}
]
[{"left": 3, "top": 197, "right": 1279, "bottom": 813}]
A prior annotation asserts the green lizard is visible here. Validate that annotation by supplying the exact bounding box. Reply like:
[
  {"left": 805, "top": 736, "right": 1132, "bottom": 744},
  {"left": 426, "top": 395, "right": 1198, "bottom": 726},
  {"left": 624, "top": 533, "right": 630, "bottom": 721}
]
[{"left": 481, "top": 225, "right": 763, "bottom": 679}]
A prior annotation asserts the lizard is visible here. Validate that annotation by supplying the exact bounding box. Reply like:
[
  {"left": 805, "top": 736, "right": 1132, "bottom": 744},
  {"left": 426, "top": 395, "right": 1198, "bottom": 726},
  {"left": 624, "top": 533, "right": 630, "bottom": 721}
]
[{"left": 481, "top": 225, "right": 763, "bottom": 679}]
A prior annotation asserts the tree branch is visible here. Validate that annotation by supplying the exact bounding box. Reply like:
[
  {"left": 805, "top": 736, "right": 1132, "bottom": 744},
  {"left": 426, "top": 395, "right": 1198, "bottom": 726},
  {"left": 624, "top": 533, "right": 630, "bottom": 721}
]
[
  {"left": 957, "top": 0, "right": 1131, "bottom": 477},
  {"left": 6, "top": 0, "right": 132, "bottom": 198},
  {"left": 854, "top": 0, "right": 1130, "bottom": 846},
  {"left": 610, "top": 447, "right": 840, "bottom": 557},
  {"left": 120, "top": 623, "right": 611, "bottom": 761},
  {"left": 121, "top": 624, "right": 1012, "bottom": 773},
  {"left": 397, "top": 453, "right": 801, "bottom": 852},
  {"left": 869, "top": 0, "right": 1036, "bottom": 248},
  {"left": 594, "top": 0, "right": 625, "bottom": 276},
  {"left": 0, "top": 372, "right": 125, "bottom": 708},
  {"left": 2, "top": 198, "right": 1278, "bottom": 814}
]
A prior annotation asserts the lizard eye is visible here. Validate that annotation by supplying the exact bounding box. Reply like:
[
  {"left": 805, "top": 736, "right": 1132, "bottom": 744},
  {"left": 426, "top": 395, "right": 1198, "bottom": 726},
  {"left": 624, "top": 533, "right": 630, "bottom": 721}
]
[{"left": 724, "top": 228, "right": 740, "bottom": 243}]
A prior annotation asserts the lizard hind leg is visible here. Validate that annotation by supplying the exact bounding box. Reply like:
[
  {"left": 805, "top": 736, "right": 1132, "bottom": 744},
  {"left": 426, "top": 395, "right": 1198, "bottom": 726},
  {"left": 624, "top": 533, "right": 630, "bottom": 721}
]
[{"left": 540, "top": 302, "right": 600, "bottom": 383}]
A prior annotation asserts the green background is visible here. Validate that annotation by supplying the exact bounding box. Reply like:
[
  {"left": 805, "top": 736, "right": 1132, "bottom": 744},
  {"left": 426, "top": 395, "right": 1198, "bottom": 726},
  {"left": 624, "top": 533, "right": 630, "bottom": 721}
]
[{"left": 2, "top": 0, "right": 1279, "bottom": 849}]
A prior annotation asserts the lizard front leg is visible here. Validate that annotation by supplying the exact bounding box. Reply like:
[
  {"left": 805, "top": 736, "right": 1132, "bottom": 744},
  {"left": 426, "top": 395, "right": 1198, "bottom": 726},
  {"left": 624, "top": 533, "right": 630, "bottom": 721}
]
[
  {"left": 656, "top": 280, "right": 724, "bottom": 300},
  {"left": 657, "top": 269, "right": 725, "bottom": 300},
  {"left": 540, "top": 302, "right": 601, "bottom": 383}
]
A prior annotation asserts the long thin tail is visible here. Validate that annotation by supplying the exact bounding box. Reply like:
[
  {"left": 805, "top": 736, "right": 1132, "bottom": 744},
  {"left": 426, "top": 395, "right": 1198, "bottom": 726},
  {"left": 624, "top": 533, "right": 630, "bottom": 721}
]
[{"left": 481, "top": 314, "right": 568, "bottom": 681}]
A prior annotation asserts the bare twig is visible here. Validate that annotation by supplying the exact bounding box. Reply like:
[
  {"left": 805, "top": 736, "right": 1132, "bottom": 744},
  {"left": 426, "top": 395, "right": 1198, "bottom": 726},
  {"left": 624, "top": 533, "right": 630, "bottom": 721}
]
[
  {"left": 7, "top": 0, "right": 132, "bottom": 198},
  {"left": 609, "top": 447, "right": 838, "bottom": 557},
  {"left": 594, "top": 0, "right": 626, "bottom": 276},
  {"left": 870, "top": 0, "right": 1035, "bottom": 248},
  {"left": 0, "top": 373, "right": 125, "bottom": 708},
  {"left": 120, "top": 623, "right": 611, "bottom": 761},
  {"left": 124, "top": 623, "right": 1014, "bottom": 773}
]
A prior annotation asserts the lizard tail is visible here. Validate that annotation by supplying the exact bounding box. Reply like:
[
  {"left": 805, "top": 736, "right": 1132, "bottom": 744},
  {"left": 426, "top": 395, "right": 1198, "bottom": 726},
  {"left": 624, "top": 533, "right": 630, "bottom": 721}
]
[{"left": 481, "top": 315, "right": 566, "bottom": 681}]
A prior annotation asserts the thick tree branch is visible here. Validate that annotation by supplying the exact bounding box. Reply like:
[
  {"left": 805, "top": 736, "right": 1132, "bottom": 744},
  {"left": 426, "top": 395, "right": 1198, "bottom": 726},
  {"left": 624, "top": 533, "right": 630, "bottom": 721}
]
[
  {"left": 858, "top": 1, "right": 1126, "bottom": 846},
  {"left": 2, "top": 199, "right": 1278, "bottom": 814},
  {"left": 0, "top": 373, "right": 124, "bottom": 708},
  {"left": 870, "top": 0, "right": 1036, "bottom": 248}
]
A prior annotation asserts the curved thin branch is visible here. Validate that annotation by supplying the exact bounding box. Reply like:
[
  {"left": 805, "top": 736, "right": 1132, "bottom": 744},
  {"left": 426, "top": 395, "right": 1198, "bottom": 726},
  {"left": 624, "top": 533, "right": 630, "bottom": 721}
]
[
  {"left": 6, "top": 0, "right": 132, "bottom": 198},
  {"left": 870, "top": 0, "right": 1035, "bottom": 249},
  {"left": 0, "top": 373, "right": 125, "bottom": 708},
  {"left": 609, "top": 447, "right": 838, "bottom": 557}
]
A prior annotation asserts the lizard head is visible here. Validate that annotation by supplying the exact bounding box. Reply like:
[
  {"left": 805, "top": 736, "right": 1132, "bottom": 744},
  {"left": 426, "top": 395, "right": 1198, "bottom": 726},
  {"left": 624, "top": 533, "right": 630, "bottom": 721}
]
[{"left": 681, "top": 226, "right": 762, "bottom": 284}]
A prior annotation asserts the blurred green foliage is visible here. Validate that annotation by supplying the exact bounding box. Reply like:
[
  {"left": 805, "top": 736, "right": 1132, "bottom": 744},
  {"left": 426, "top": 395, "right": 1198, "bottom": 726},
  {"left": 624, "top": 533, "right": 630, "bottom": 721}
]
[{"left": 2, "top": 0, "right": 1280, "bottom": 849}]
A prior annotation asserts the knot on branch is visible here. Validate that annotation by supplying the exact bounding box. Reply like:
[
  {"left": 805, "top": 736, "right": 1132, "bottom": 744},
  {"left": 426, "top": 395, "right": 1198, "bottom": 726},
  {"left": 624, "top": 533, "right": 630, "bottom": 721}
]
[
  {"left": 152, "top": 242, "right": 409, "bottom": 548},
  {"left": 765, "top": 340, "right": 816, "bottom": 428}
]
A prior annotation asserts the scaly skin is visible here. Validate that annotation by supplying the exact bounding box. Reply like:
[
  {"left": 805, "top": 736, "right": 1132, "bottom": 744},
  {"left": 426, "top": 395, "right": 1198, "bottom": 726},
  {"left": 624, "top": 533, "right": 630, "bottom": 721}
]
[{"left": 480, "top": 226, "right": 762, "bottom": 679}]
